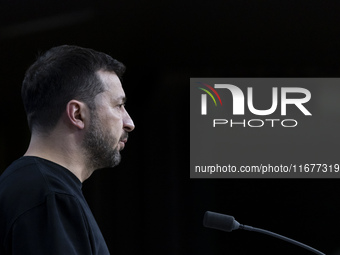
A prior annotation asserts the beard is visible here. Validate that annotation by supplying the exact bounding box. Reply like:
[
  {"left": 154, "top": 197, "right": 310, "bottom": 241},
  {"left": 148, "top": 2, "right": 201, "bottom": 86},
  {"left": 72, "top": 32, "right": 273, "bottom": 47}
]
[{"left": 82, "top": 112, "right": 122, "bottom": 170}]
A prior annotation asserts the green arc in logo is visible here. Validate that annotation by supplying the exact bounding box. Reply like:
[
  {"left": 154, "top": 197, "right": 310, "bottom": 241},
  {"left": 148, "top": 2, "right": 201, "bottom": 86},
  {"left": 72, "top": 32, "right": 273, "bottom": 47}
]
[{"left": 199, "top": 87, "right": 217, "bottom": 106}]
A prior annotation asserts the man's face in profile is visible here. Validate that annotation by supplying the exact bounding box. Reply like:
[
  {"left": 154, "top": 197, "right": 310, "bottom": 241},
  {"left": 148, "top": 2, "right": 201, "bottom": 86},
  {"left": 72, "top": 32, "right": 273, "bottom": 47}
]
[{"left": 82, "top": 71, "right": 135, "bottom": 170}]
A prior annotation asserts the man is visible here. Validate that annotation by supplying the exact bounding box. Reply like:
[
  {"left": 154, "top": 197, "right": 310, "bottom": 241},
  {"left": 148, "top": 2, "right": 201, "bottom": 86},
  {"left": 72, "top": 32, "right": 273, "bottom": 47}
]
[{"left": 0, "top": 45, "right": 135, "bottom": 254}]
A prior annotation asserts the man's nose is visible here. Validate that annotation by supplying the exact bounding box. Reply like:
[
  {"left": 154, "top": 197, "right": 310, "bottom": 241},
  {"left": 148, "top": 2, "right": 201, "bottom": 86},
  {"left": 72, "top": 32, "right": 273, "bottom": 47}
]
[{"left": 123, "top": 110, "right": 135, "bottom": 132}]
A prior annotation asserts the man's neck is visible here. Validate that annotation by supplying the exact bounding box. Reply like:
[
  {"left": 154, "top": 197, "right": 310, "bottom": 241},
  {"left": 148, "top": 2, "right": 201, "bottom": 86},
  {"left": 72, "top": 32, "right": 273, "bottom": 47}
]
[{"left": 24, "top": 133, "right": 93, "bottom": 182}]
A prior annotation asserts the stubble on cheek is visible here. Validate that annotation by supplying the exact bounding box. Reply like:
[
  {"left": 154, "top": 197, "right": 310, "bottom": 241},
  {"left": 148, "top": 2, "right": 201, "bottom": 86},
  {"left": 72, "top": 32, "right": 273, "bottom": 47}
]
[{"left": 82, "top": 113, "right": 122, "bottom": 170}]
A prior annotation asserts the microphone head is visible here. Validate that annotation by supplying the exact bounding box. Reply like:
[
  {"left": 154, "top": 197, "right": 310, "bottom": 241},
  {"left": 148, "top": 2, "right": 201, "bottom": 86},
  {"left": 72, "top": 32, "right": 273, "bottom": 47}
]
[{"left": 203, "top": 211, "right": 240, "bottom": 232}]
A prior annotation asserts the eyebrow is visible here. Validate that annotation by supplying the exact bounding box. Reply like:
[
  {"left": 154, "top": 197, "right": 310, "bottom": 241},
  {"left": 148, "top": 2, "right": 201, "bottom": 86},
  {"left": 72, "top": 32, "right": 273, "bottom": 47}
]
[{"left": 114, "top": 96, "right": 126, "bottom": 103}]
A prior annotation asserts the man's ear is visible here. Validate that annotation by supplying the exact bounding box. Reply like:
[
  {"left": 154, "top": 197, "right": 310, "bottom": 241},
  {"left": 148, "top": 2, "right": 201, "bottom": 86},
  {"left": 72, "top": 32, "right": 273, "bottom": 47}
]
[{"left": 66, "top": 100, "right": 87, "bottom": 130}]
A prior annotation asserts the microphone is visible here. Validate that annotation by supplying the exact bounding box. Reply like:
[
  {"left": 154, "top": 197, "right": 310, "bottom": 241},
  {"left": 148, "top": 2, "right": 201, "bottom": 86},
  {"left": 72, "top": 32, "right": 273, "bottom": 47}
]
[
  {"left": 203, "top": 211, "right": 325, "bottom": 255},
  {"left": 203, "top": 211, "right": 240, "bottom": 232}
]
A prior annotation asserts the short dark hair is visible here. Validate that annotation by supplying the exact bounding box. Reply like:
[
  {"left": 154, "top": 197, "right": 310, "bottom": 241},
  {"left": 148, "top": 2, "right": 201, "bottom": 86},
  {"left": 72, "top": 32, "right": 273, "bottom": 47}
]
[{"left": 21, "top": 45, "right": 126, "bottom": 133}]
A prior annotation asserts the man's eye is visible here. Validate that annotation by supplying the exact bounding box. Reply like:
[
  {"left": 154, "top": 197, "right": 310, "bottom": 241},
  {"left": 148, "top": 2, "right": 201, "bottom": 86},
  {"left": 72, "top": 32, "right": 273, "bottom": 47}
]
[{"left": 118, "top": 103, "right": 125, "bottom": 108}]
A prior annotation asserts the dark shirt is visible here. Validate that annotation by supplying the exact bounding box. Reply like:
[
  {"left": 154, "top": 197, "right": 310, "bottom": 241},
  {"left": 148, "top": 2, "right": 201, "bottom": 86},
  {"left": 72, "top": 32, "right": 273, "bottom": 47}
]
[{"left": 0, "top": 156, "right": 110, "bottom": 255}]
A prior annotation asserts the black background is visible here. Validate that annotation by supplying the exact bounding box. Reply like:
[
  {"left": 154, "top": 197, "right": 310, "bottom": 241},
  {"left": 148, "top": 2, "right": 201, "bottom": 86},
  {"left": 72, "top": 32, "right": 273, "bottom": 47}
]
[{"left": 1, "top": 1, "right": 340, "bottom": 254}]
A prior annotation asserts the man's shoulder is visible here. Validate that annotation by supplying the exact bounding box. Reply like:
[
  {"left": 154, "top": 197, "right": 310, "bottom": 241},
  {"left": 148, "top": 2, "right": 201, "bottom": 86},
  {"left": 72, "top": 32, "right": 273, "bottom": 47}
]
[
  {"left": 0, "top": 157, "right": 56, "bottom": 214},
  {"left": 0, "top": 156, "right": 48, "bottom": 195},
  {"left": 0, "top": 156, "right": 81, "bottom": 196},
  {"left": 0, "top": 156, "right": 83, "bottom": 235},
  {"left": 0, "top": 157, "right": 51, "bottom": 239}
]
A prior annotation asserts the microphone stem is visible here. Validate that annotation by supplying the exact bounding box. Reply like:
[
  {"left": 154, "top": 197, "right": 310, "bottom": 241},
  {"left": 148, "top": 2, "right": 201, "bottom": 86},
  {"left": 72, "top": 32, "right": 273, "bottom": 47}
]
[{"left": 239, "top": 224, "right": 326, "bottom": 255}]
